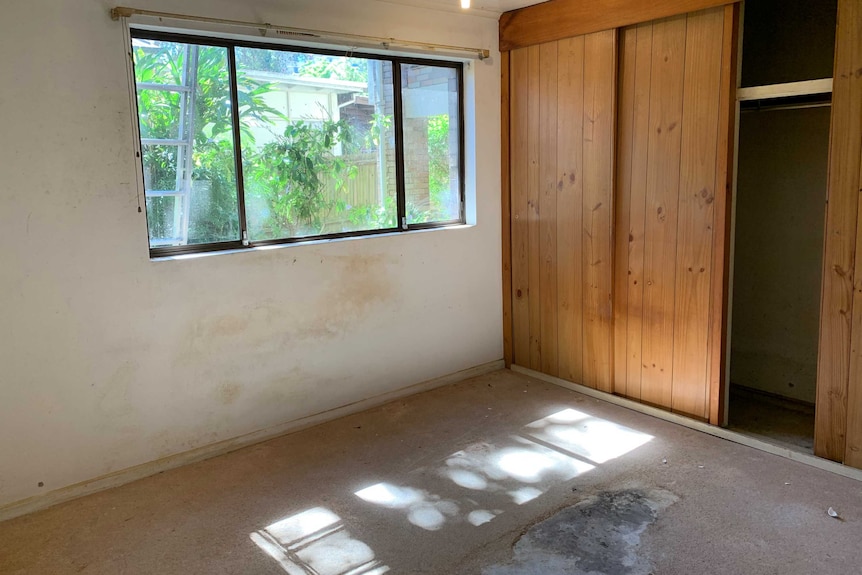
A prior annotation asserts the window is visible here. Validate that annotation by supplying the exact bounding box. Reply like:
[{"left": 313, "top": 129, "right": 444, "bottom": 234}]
[{"left": 130, "top": 31, "right": 465, "bottom": 256}]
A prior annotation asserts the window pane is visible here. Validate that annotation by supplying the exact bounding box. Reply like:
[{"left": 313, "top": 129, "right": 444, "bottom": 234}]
[
  {"left": 137, "top": 89, "right": 182, "bottom": 140},
  {"left": 132, "top": 38, "right": 187, "bottom": 86},
  {"left": 142, "top": 144, "right": 180, "bottom": 192},
  {"left": 401, "top": 64, "right": 461, "bottom": 225},
  {"left": 235, "top": 48, "right": 396, "bottom": 240},
  {"left": 145, "top": 196, "right": 184, "bottom": 246},
  {"left": 133, "top": 39, "right": 241, "bottom": 247}
]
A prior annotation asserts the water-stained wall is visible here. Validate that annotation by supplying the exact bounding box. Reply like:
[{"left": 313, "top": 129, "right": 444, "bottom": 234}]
[{"left": 0, "top": 0, "right": 503, "bottom": 510}]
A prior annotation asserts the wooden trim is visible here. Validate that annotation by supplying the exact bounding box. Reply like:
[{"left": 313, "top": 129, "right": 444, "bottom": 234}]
[
  {"left": 501, "top": 51, "right": 514, "bottom": 368},
  {"left": 832, "top": 0, "right": 862, "bottom": 467},
  {"left": 845, "top": 145, "right": 862, "bottom": 466},
  {"left": 510, "top": 48, "right": 531, "bottom": 366},
  {"left": 499, "top": 0, "right": 736, "bottom": 52},
  {"left": 841, "top": 0, "right": 862, "bottom": 468},
  {"left": 708, "top": 2, "right": 739, "bottom": 426},
  {"left": 815, "top": 0, "right": 862, "bottom": 463}
]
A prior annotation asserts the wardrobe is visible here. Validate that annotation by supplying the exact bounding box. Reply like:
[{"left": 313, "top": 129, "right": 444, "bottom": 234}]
[{"left": 500, "top": 0, "right": 862, "bottom": 467}]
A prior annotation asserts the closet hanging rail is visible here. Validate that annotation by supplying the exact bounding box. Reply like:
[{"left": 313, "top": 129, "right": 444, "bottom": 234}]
[
  {"left": 110, "top": 6, "right": 491, "bottom": 60},
  {"left": 740, "top": 101, "right": 832, "bottom": 113}
]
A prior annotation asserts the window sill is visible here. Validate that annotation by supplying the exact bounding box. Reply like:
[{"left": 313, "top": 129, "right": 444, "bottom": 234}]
[{"left": 149, "top": 223, "right": 475, "bottom": 262}]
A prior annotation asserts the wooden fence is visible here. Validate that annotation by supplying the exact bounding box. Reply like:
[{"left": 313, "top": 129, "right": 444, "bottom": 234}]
[{"left": 321, "top": 154, "right": 384, "bottom": 232}]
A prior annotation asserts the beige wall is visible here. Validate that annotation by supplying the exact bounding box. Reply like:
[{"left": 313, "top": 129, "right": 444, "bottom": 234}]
[{"left": 0, "top": 0, "right": 502, "bottom": 510}]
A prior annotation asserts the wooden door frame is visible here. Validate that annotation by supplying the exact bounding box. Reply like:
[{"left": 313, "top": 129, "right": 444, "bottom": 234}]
[
  {"left": 708, "top": 2, "right": 741, "bottom": 426},
  {"left": 814, "top": 0, "right": 862, "bottom": 464},
  {"left": 502, "top": 50, "right": 513, "bottom": 368}
]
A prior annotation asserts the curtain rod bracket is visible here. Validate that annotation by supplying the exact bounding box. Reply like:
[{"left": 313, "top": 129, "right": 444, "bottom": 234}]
[{"left": 111, "top": 7, "right": 132, "bottom": 20}]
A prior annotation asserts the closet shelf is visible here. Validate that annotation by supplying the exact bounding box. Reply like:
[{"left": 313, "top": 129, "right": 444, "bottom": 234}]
[{"left": 737, "top": 78, "right": 833, "bottom": 101}]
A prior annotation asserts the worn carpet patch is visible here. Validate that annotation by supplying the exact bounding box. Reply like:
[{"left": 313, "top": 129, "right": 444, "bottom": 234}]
[{"left": 484, "top": 489, "right": 677, "bottom": 575}]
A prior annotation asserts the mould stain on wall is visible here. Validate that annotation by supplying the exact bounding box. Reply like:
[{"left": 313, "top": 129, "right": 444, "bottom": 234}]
[
  {"left": 174, "top": 252, "right": 399, "bottom": 366},
  {"left": 300, "top": 253, "right": 399, "bottom": 339},
  {"left": 215, "top": 382, "right": 243, "bottom": 405}
]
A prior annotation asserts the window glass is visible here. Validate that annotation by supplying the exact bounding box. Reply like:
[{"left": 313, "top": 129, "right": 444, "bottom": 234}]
[
  {"left": 401, "top": 64, "right": 461, "bottom": 224},
  {"left": 130, "top": 32, "right": 465, "bottom": 255},
  {"left": 235, "top": 48, "right": 397, "bottom": 240},
  {"left": 133, "top": 39, "right": 241, "bottom": 246}
]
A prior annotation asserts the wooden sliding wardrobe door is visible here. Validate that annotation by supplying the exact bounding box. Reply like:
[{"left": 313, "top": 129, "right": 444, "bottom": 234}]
[
  {"left": 504, "top": 2, "right": 737, "bottom": 423},
  {"left": 509, "top": 31, "right": 617, "bottom": 391},
  {"left": 613, "top": 5, "right": 734, "bottom": 421}
]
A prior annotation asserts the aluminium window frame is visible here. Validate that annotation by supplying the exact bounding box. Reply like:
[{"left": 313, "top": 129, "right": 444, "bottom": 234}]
[{"left": 130, "top": 28, "right": 467, "bottom": 258}]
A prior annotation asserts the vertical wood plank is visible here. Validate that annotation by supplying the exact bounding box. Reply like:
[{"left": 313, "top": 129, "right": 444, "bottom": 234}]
[
  {"left": 557, "top": 36, "right": 586, "bottom": 384},
  {"left": 539, "top": 42, "right": 560, "bottom": 377},
  {"left": 816, "top": 0, "right": 862, "bottom": 463},
  {"left": 510, "top": 48, "right": 531, "bottom": 366},
  {"left": 501, "top": 50, "right": 513, "bottom": 368},
  {"left": 640, "top": 15, "right": 687, "bottom": 408},
  {"left": 671, "top": 7, "right": 724, "bottom": 420},
  {"left": 708, "top": 2, "right": 739, "bottom": 426},
  {"left": 527, "top": 45, "right": 543, "bottom": 371},
  {"left": 614, "top": 26, "right": 637, "bottom": 396},
  {"left": 834, "top": 0, "right": 862, "bottom": 467},
  {"left": 624, "top": 22, "right": 655, "bottom": 402},
  {"left": 582, "top": 29, "right": 617, "bottom": 392}
]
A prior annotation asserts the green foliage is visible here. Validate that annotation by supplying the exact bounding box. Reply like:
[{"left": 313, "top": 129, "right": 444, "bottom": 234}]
[
  {"left": 367, "top": 113, "right": 392, "bottom": 149},
  {"left": 347, "top": 194, "right": 397, "bottom": 229},
  {"left": 134, "top": 41, "right": 456, "bottom": 244},
  {"left": 247, "top": 118, "right": 358, "bottom": 237},
  {"left": 134, "top": 41, "right": 282, "bottom": 244},
  {"left": 346, "top": 195, "right": 439, "bottom": 230},
  {"left": 426, "top": 114, "right": 453, "bottom": 220},
  {"left": 299, "top": 57, "right": 368, "bottom": 84}
]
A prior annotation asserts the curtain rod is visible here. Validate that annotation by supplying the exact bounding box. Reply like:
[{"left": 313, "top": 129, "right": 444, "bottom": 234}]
[{"left": 110, "top": 6, "right": 490, "bottom": 60}]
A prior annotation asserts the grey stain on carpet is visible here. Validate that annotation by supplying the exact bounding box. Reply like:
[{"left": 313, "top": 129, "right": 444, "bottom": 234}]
[{"left": 484, "top": 489, "right": 677, "bottom": 575}]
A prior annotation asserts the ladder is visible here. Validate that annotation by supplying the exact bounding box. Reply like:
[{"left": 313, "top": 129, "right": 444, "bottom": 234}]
[{"left": 137, "top": 44, "right": 199, "bottom": 246}]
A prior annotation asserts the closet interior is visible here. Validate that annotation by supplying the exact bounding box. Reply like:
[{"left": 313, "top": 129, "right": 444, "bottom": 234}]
[{"left": 726, "top": 0, "right": 837, "bottom": 452}]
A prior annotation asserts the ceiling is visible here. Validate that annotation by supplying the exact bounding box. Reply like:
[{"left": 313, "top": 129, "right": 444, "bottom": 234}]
[{"left": 375, "top": 0, "right": 548, "bottom": 17}]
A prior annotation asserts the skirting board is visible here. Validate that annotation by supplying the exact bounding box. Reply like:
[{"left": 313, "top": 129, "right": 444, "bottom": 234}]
[
  {"left": 0, "top": 359, "right": 505, "bottom": 523},
  {"left": 511, "top": 364, "right": 862, "bottom": 483}
]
